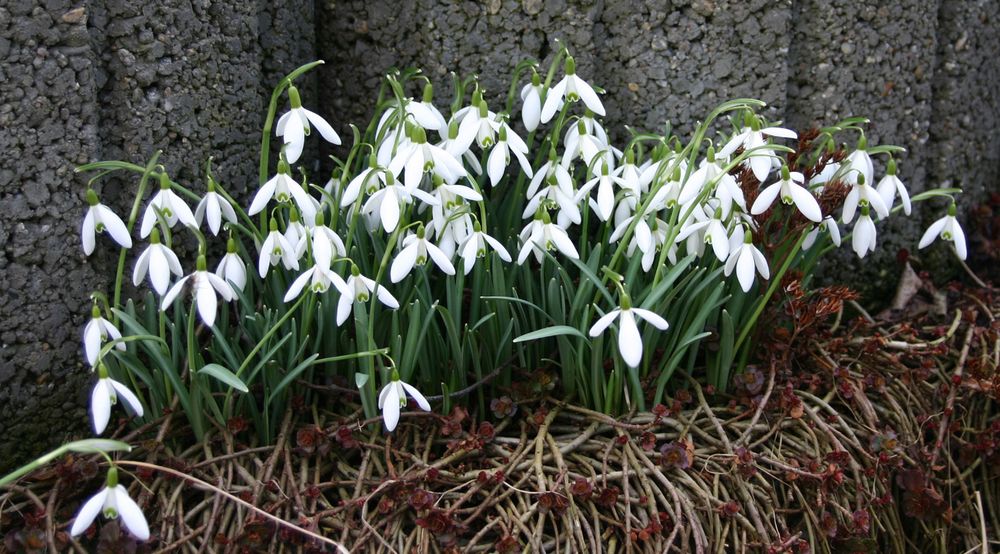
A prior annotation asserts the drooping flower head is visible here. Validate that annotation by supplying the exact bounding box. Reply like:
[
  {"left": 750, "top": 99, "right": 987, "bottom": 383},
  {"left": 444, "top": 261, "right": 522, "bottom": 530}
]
[
  {"left": 82, "top": 189, "right": 132, "bottom": 255},
  {"left": 70, "top": 466, "right": 149, "bottom": 541}
]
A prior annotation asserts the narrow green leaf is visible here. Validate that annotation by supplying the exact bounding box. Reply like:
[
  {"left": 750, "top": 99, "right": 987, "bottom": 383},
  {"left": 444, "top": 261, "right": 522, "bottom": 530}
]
[
  {"left": 198, "top": 364, "right": 249, "bottom": 393},
  {"left": 514, "top": 325, "right": 588, "bottom": 343}
]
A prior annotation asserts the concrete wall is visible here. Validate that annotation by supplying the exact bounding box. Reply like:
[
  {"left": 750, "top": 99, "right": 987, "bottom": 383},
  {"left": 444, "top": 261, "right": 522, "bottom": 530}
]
[{"left": 2, "top": 0, "right": 997, "bottom": 467}]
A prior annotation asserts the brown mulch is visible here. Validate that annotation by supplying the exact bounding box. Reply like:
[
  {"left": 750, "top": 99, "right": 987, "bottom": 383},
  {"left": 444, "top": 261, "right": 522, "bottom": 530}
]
[{"left": 1, "top": 279, "right": 998, "bottom": 554}]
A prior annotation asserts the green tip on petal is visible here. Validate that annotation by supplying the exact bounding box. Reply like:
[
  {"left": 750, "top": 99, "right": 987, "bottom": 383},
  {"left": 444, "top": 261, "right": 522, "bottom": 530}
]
[
  {"left": 857, "top": 173, "right": 866, "bottom": 185},
  {"left": 314, "top": 211, "right": 326, "bottom": 227},
  {"left": 601, "top": 163, "right": 609, "bottom": 176},
  {"left": 91, "top": 305, "right": 102, "bottom": 319},
  {"left": 206, "top": 177, "right": 216, "bottom": 192},
  {"left": 416, "top": 223, "right": 425, "bottom": 239},
  {"left": 576, "top": 119, "right": 587, "bottom": 135},
  {"left": 473, "top": 221, "right": 482, "bottom": 233},
  {"left": 386, "top": 172, "right": 395, "bottom": 186},
  {"left": 671, "top": 166, "right": 682, "bottom": 181},
  {"left": 887, "top": 158, "right": 897, "bottom": 176},
  {"left": 625, "top": 148, "right": 635, "bottom": 165},
  {"left": 860, "top": 204, "right": 870, "bottom": 217},
  {"left": 227, "top": 238, "right": 237, "bottom": 253},
  {"left": 948, "top": 202, "right": 957, "bottom": 216},
  {"left": 706, "top": 146, "right": 716, "bottom": 163},
  {"left": 288, "top": 85, "right": 302, "bottom": 109},
  {"left": 857, "top": 134, "right": 867, "bottom": 150},
  {"left": 432, "top": 174, "right": 444, "bottom": 187},
  {"left": 278, "top": 160, "right": 290, "bottom": 175},
  {"left": 289, "top": 206, "right": 300, "bottom": 222},
  {"left": 149, "top": 227, "right": 161, "bottom": 244},
  {"left": 448, "top": 119, "right": 460, "bottom": 140},
  {"left": 498, "top": 125, "right": 508, "bottom": 142},
  {"left": 159, "top": 172, "right": 171, "bottom": 190},
  {"left": 531, "top": 71, "right": 541, "bottom": 87},
  {"left": 541, "top": 210, "right": 552, "bottom": 225},
  {"left": 351, "top": 264, "right": 361, "bottom": 277},
  {"left": 620, "top": 293, "right": 632, "bottom": 311},
  {"left": 412, "top": 126, "right": 427, "bottom": 144},
  {"left": 472, "top": 88, "right": 483, "bottom": 107},
  {"left": 743, "top": 229, "right": 753, "bottom": 244},
  {"left": 105, "top": 465, "right": 119, "bottom": 488},
  {"left": 269, "top": 219, "right": 279, "bottom": 232},
  {"left": 478, "top": 101, "right": 488, "bottom": 118},
  {"left": 86, "top": 189, "right": 100, "bottom": 206},
  {"left": 368, "top": 153, "right": 378, "bottom": 169},
  {"left": 196, "top": 255, "right": 208, "bottom": 272},
  {"left": 564, "top": 56, "right": 576, "bottom": 75},
  {"left": 422, "top": 82, "right": 434, "bottom": 103},
  {"left": 748, "top": 115, "right": 761, "bottom": 132},
  {"left": 97, "top": 363, "right": 109, "bottom": 379},
  {"left": 389, "top": 369, "right": 400, "bottom": 382}
]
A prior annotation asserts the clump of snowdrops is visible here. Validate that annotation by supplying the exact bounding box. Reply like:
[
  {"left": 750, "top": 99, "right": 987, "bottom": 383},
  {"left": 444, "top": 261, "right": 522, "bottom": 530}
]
[{"left": 7, "top": 46, "right": 968, "bottom": 542}]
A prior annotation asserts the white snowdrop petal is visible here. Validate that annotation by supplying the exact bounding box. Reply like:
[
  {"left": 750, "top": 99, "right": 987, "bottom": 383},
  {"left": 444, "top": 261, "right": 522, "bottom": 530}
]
[{"left": 70, "top": 488, "right": 109, "bottom": 536}]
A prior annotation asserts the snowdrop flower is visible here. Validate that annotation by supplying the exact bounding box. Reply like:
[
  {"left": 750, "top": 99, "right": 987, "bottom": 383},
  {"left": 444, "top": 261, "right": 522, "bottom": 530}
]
[
  {"left": 610, "top": 214, "right": 670, "bottom": 272},
  {"left": 541, "top": 55, "right": 605, "bottom": 123},
  {"left": 427, "top": 215, "right": 473, "bottom": 260},
  {"left": 876, "top": 158, "right": 911, "bottom": 215},
  {"left": 389, "top": 126, "right": 468, "bottom": 190},
  {"left": 588, "top": 294, "right": 669, "bottom": 368},
  {"left": 517, "top": 210, "right": 579, "bottom": 264},
  {"left": 562, "top": 119, "right": 614, "bottom": 171},
  {"left": 842, "top": 173, "right": 889, "bottom": 224},
  {"left": 340, "top": 155, "right": 383, "bottom": 208},
  {"left": 283, "top": 254, "right": 348, "bottom": 303},
  {"left": 69, "top": 466, "right": 149, "bottom": 541},
  {"left": 520, "top": 71, "right": 545, "bottom": 132},
  {"left": 247, "top": 161, "right": 317, "bottom": 224},
  {"left": 918, "top": 203, "right": 967, "bottom": 260},
  {"left": 362, "top": 171, "right": 438, "bottom": 233},
  {"left": 676, "top": 206, "right": 730, "bottom": 262},
  {"left": 83, "top": 306, "right": 124, "bottom": 367},
  {"left": 751, "top": 166, "right": 823, "bottom": 223},
  {"left": 576, "top": 163, "right": 623, "bottom": 222},
  {"left": 337, "top": 265, "right": 400, "bottom": 326},
  {"left": 194, "top": 179, "right": 237, "bottom": 235},
  {"left": 378, "top": 372, "right": 431, "bottom": 432},
  {"left": 215, "top": 239, "right": 247, "bottom": 292},
  {"left": 718, "top": 119, "right": 797, "bottom": 183},
  {"left": 276, "top": 84, "right": 342, "bottom": 164},
  {"left": 487, "top": 122, "right": 534, "bottom": 186},
  {"left": 438, "top": 119, "right": 484, "bottom": 175},
  {"left": 132, "top": 228, "right": 182, "bottom": 295},
  {"left": 460, "top": 222, "right": 511, "bottom": 274},
  {"left": 455, "top": 92, "right": 498, "bottom": 151},
  {"left": 390, "top": 225, "right": 455, "bottom": 282},
  {"left": 91, "top": 364, "right": 144, "bottom": 435},
  {"left": 283, "top": 207, "right": 307, "bottom": 252},
  {"left": 259, "top": 219, "right": 299, "bottom": 278},
  {"left": 406, "top": 83, "right": 448, "bottom": 131},
  {"left": 139, "top": 173, "right": 197, "bottom": 238},
  {"left": 725, "top": 229, "right": 770, "bottom": 292},
  {"left": 82, "top": 189, "right": 132, "bottom": 255},
  {"left": 161, "top": 255, "right": 236, "bottom": 328},
  {"left": 802, "top": 216, "right": 842, "bottom": 250},
  {"left": 843, "top": 136, "right": 873, "bottom": 186},
  {"left": 851, "top": 205, "right": 878, "bottom": 258},
  {"left": 295, "top": 212, "right": 347, "bottom": 262}
]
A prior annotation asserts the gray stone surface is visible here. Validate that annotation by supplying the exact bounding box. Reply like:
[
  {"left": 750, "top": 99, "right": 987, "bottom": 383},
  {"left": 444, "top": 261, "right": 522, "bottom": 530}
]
[
  {"left": 2, "top": 0, "right": 998, "bottom": 468},
  {"left": 0, "top": 0, "right": 315, "bottom": 470}
]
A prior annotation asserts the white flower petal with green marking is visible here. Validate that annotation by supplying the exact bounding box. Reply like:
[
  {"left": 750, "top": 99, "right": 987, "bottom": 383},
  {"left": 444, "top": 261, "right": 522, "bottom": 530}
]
[
  {"left": 215, "top": 252, "right": 247, "bottom": 292},
  {"left": 70, "top": 482, "right": 149, "bottom": 541},
  {"left": 161, "top": 263, "right": 236, "bottom": 328},
  {"left": 83, "top": 312, "right": 125, "bottom": 367},
  {"left": 82, "top": 195, "right": 132, "bottom": 255},
  {"left": 918, "top": 209, "right": 967, "bottom": 260},
  {"left": 91, "top": 374, "right": 144, "bottom": 435},
  {"left": 195, "top": 191, "right": 237, "bottom": 236},
  {"left": 588, "top": 305, "right": 669, "bottom": 368},
  {"left": 378, "top": 378, "right": 432, "bottom": 432}
]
